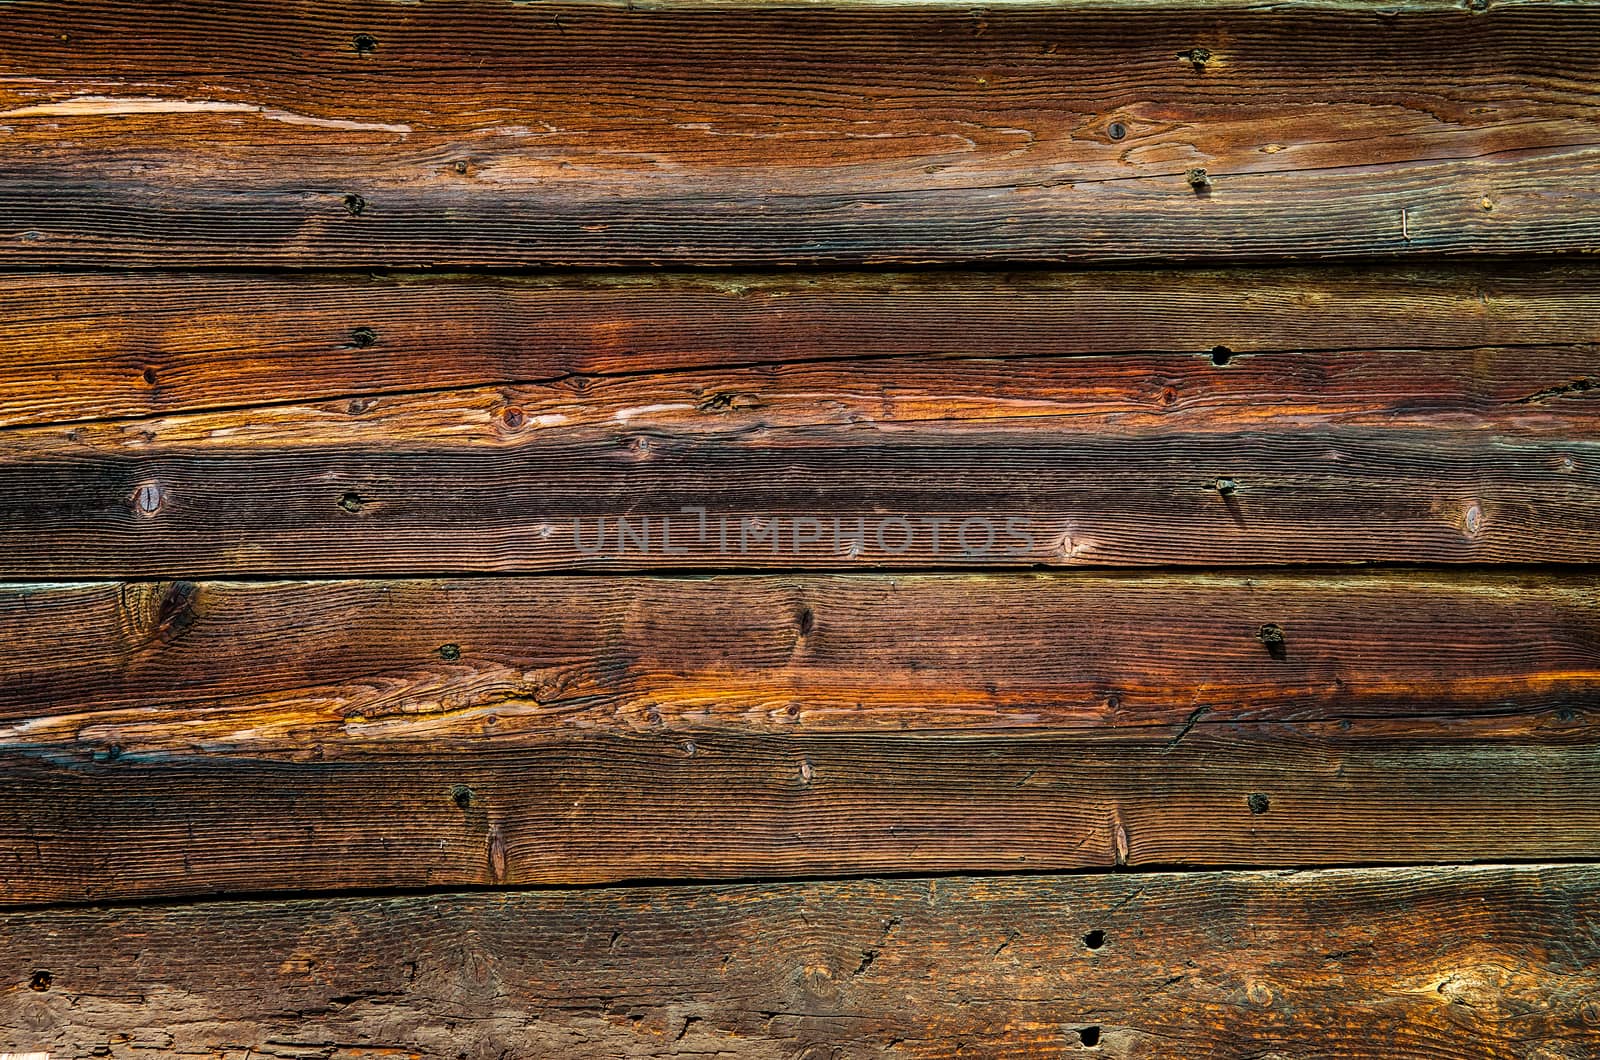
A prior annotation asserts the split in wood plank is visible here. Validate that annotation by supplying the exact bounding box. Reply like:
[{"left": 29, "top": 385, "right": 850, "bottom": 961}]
[{"left": 3, "top": 266, "right": 1600, "bottom": 430}]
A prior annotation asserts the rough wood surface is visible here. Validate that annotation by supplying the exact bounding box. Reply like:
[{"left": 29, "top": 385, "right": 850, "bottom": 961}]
[
  {"left": 0, "top": 572, "right": 1597, "bottom": 903},
  {"left": 6, "top": 0, "right": 1600, "bottom": 1051},
  {"left": 3, "top": 265, "right": 1599, "bottom": 429},
  {"left": 5, "top": 864, "right": 1600, "bottom": 1058},
  {"left": 2, "top": 345, "right": 1596, "bottom": 573},
  {"left": 3, "top": 573, "right": 1596, "bottom": 748},
  {"left": 8, "top": 722, "right": 1600, "bottom": 904},
  {"left": 3, "top": 1, "right": 1600, "bottom": 264}
]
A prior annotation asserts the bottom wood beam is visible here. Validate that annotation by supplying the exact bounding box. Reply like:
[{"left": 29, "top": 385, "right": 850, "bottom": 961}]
[{"left": 3, "top": 864, "right": 1598, "bottom": 1059}]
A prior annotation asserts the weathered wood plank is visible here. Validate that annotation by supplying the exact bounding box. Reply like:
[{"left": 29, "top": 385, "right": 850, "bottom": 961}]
[
  {"left": 3, "top": 573, "right": 1596, "bottom": 748},
  {"left": 5, "top": 864, "right": 1600, "bottom": 1058},
  {"left": 2, "top": 1, "right": 1600, "bottom": 264},
  {"left": 4, "top": 265, "right": 1595, "bottom": 573},
  {"left": 0, "top": 573, "right": 1597, "bottom": 902},
  {"left": 7, "top": 724, "right": 1600, "bottom": 904},
  {"left": 3, "top": 266, "right": 1599, "bottom": 430},
  {"left": 1, "top": 345, "right": 1595, "bottom": 572}
]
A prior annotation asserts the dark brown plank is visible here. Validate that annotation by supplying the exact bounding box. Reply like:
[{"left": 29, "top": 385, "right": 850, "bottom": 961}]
[
  {"left": 7, "top": 723, "right": 1600, "bottom": 905},
  {"left": 1, "top": 338, "right": 1596, "bottom": 573},
  {"left": 5, "top": 864, "right": 1600, "bottom": 1058},
  {"left": 4, "top": 265, "right": 1600, "bottom": 430},
  {"left": 1, "top": 574, "right": 1597, "bottom": 903},
  {"left": 2, "top": 1, "right": 1600, "bottom": 264}
]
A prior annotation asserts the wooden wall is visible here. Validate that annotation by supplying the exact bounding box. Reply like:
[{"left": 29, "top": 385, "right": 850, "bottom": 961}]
[{"left": 1, "top": 1, "right": 1598, "bottom": 1057}]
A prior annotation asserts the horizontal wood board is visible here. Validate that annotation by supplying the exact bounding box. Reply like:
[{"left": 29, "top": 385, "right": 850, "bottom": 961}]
[
  {"left": 0, "top": 573, "right": 1595, "bottom": 903},
  {"left": 1, "top": 267, "right": 1597, "bottom": 574},
  {"left": 2, "top": 1, "right": 1600, "bottom": 264},
  {"left": 4, "top": 864, "right": 1600, "bottom": 1058}
]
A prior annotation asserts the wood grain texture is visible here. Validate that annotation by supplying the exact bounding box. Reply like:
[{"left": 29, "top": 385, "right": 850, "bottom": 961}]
[
  {"left": 4, "top": 266, "right": 1595, "bottom": 574},
  {"left": 3, "top": 1, "right": 1600, "bottom": 264},
  {"left": 2, "top": 573, "right": 1596, "bottom": 749},
  {"left": 7, "top": 723, "right": 1600, "bottom": 904},
  {"left": 6, "top": 0, "right": 1598, "bottom": 1048},
  {"left": 1, "top": 342, "right": 1595, "bottom": 573},
  {"left": 1, "top": 573, "right": 1597, "bottom": 903},
  {"left": 3, "top": 265, "right": 1599, "bottom": 429},
  {"left": 5, "top": 864, "right": 1600, "bottom": 1058}
]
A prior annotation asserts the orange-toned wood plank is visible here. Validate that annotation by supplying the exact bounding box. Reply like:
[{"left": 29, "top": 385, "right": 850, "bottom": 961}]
[
  {"left": 3, "top": 572, "right": 1595, "bottom": 747},
  {"left": 0, "top": 574, "right": 1596, "bottom": 902},
  {"left": 2, "top": 266, "right": 1599, "bottom": 429},
  {"left": 1, "top": 1, "right": 1599, "bottom": 264}
]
